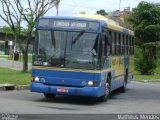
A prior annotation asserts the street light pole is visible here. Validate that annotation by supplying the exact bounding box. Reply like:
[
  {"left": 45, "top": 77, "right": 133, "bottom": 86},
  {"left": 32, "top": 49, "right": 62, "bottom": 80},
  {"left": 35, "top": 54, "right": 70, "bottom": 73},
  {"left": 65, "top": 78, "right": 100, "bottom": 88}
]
[{"left": 119, "top": 0, "right": 122, "bottom": 11}]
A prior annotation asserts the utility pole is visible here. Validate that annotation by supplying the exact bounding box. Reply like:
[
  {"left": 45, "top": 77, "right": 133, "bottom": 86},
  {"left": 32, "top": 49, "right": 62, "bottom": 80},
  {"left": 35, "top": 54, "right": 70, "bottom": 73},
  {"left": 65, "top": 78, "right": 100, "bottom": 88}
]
[{"left": 119, "top": 0, "right": 122, "bottom": 11}]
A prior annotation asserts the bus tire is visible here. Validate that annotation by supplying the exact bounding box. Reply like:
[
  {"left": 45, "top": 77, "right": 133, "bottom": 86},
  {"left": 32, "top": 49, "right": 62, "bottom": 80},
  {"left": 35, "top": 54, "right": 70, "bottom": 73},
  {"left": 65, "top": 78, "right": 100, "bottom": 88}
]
[
  {"left": 44, "top": 93, "right": 56, "bottom": 99},
  {"left": 120, "top": 74, "right": 128, "bottom": 93},
  {"left": 98, "top": 77, "right": 111, "bottom": 102}
]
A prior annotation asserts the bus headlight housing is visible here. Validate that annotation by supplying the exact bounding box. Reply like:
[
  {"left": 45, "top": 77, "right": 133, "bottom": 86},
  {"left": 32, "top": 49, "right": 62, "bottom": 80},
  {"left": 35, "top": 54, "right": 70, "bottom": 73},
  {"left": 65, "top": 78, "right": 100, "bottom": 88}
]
[
  {"left": 88, "top": 81, "right": 93, "bottom": 86},
  {"left": 82, "top": 81, "right": 87, "bottom": 86},
  {"left": 88, "top": 81, "right": 98, "bottom": 86},
  {"left": 35, "top": 77, "right": 40, "bottom": 81},
  {"left": 31, "top": 76, "right": 45, "bottom": 82}
]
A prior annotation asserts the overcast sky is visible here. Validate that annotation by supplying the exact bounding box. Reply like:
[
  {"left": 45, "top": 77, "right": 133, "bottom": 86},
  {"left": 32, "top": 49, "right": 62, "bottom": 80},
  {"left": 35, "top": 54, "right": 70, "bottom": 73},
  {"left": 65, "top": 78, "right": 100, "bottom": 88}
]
[
  {"left": 0, "top": 0, "right": 159, "bottom": 26},
  {"left": 45, "top": 0, "right": 159, "bottom": 16}
]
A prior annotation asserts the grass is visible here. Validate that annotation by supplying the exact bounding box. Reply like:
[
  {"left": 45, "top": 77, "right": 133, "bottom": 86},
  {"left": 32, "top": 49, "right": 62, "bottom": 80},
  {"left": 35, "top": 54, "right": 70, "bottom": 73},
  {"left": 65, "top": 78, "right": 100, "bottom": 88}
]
[
  {"left": 0, "top": 67, "right": 31, "bottom": 85},
  {"left": 134, "top": 74, "right": 160, "bottom": 81},
  {"left": 0, "top": 51, "right": 4, "bottom": 55},
  {"left": 134, "top": 63, "right": 160, "bottom": 81},
  {"left": 0, "top": 55, "right": 8, "bottom": 59}
]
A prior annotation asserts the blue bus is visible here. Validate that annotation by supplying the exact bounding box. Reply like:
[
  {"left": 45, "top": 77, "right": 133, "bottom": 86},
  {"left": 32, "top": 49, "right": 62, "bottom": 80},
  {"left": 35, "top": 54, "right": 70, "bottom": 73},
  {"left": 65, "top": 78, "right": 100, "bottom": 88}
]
[{"left": 30, "top": 14, "right": 134, "bottom": 102}]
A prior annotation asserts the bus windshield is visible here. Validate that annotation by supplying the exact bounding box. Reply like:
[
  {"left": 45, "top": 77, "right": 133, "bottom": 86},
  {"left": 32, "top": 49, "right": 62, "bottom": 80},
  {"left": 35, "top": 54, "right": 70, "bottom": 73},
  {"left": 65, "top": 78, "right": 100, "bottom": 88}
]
[{"left": 33, "top": 30, "right": 100, "bottom": 69}]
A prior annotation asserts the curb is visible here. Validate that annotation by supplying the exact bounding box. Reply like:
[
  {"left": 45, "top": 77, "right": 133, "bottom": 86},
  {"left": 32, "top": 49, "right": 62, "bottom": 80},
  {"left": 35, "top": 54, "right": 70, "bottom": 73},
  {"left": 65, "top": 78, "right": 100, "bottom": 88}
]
[
  {"left": 15, "top": 85, "right": 30, "bottom": 90},
  {"left": 0, "top": 85, "right": 29, "bottom": 91},
  {"left": 134, "top": 80, "right": 160, "bottom": 83},
  {"left": 0, "top": 84, "right": 15, "bottom": 91}
]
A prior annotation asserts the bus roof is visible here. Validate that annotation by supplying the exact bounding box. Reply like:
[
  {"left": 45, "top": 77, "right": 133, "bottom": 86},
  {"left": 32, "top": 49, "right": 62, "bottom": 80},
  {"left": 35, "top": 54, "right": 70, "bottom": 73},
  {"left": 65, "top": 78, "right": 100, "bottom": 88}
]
[
  {"left": 39, "top": 14, "right": 134, "bottom": 36},
  {"left": 75, "top": 14, "right": 134, "bottom": 36}
]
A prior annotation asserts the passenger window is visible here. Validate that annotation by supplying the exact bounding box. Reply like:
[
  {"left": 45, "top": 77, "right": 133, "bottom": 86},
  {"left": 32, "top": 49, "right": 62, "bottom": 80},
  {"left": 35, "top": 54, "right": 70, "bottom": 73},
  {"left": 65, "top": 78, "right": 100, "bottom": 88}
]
[
  {"left": 126, "top": 35, "right": 128, "bottom": 55},
  {"left": 118, "top": 33, "right": 121, "bottom": 55}
]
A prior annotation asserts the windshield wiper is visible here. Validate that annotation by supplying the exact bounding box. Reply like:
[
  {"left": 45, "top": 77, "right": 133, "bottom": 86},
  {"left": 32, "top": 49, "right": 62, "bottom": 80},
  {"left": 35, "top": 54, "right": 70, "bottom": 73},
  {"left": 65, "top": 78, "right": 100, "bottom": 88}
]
[{"left": 72, "top": 30, "right": 85, "bottom": 44}]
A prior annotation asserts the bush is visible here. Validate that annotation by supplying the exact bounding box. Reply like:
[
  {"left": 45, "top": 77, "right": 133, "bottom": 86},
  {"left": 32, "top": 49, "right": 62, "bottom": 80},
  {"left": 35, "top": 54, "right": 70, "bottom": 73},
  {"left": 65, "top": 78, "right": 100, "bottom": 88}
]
[{"left": 135, "top": 54, "right": 157, "bottom": 75}]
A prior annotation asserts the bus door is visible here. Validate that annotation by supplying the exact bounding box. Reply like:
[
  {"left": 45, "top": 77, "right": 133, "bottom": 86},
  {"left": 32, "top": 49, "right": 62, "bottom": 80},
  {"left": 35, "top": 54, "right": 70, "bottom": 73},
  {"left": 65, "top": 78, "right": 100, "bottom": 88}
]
[{"left": 100, "top": 31, "right": 111, "bottom": 89}]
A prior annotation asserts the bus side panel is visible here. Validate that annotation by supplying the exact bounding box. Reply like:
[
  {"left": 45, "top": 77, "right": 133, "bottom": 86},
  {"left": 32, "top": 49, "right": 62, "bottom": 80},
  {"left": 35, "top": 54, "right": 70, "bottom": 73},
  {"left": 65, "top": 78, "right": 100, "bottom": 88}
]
[
  {"left": 101, "top": 56, "right": 124, "bottom": 91},
  {"left": 110, "top": 56, "right": 125, "bottom": 90},
  {"left": 128, "top": 55, "right": 134, "bottom": 82}
]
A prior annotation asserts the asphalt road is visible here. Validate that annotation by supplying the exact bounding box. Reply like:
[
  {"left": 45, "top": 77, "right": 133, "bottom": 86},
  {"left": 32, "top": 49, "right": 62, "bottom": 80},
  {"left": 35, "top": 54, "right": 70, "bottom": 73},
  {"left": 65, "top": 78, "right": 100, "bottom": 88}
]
[{"left": 0, "top": 81, "right": 160, "bottom": 115}]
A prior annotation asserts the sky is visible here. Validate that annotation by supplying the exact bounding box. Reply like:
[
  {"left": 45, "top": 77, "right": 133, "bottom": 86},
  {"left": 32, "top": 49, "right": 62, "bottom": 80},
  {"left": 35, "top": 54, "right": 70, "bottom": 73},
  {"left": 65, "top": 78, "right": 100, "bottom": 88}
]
[
  {"left": 45, "top": 0, "right": 160, "bottom": 16},
  {"left": 0, "top": 0, "right": 159, "bottom": 26}
]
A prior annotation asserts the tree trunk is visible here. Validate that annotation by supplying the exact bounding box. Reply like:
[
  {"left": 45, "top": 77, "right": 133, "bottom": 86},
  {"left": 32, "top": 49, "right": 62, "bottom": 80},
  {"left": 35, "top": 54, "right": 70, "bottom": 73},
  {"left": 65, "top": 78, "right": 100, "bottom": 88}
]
[
  {"left": 22, "top": 48, "right": 28, "bottom": 72},
  {"left": 22, "top": 34, "right": 30, "bottom": 72},
  {"left": 56, "top": 7, "right": 58, "bottom": 16}
]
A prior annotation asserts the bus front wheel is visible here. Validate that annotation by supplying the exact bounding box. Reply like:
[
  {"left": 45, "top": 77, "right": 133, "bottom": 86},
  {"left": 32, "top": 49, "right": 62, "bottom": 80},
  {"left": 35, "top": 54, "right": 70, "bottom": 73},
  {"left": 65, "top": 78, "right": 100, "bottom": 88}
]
[
  {"left": 44, "top": 93, "right": 56, "bottom": 99},
  {"left": 98, "top": 77, "right": 111, "bottom": 102}
]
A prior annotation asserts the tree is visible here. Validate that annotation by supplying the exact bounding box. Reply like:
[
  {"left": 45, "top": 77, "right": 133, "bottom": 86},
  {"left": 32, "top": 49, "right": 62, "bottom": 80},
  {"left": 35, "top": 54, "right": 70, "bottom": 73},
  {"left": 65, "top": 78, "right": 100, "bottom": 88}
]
[
  {"left": 0, "top": 0, "right": 22, "bottom": 50},
  {"left": 127, "top": 2, "right": 160, "bottom": 75},
  {"left": 119, "top": 16, "right": 133, "bottom": 30},
  {"left": 14, "top": 0, "right": 59, "bottom": 72},
  {"left": 128, "top": 2, "right": 160, "bottom": 46},
  {"left": 54, "top": 0, "right": 61, "bottom": 16},
  {"left": 96, "top": 9, "right": 108, "bottom": 16}
]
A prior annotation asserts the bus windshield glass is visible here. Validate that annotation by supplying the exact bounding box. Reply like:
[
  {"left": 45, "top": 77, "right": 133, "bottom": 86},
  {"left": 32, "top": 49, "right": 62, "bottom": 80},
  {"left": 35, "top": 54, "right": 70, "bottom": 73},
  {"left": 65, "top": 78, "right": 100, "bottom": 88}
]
[{"left": 33, "top": 30, "right": 100, "bottom": 69}]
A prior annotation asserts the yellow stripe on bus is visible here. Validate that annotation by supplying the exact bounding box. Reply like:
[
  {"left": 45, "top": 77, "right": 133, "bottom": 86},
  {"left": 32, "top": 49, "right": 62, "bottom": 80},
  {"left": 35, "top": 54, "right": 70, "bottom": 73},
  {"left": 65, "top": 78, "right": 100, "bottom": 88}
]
[{"left": 32, "top": 66, "right": 113, "bottom": 74}]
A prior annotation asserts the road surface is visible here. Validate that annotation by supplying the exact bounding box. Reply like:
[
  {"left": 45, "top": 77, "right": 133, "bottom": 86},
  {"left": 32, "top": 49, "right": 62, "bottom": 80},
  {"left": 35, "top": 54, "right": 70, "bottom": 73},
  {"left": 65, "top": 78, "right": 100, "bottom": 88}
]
[{"left": 0, "top": 81, "right": 160, "bottom": 114}]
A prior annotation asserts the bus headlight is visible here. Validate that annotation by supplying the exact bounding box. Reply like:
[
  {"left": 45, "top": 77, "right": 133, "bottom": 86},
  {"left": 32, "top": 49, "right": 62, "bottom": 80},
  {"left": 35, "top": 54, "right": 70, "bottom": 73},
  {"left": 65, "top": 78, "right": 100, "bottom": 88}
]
[
  {"left": 88, "top": 81, "right": 98, "bottom": 86},
  {"left": 88, "top": 81, "right": 93, "bottom": 86},
  {"left": 35, "top": 77, "right": 40, "bottom": 82}
]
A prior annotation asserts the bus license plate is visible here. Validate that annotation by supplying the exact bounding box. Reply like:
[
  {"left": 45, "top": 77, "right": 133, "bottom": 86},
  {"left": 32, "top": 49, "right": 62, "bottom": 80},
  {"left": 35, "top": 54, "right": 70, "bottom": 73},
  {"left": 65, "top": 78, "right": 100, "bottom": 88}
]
[{"left": 57, "top": 88, "right": 69, "bottom": 93}]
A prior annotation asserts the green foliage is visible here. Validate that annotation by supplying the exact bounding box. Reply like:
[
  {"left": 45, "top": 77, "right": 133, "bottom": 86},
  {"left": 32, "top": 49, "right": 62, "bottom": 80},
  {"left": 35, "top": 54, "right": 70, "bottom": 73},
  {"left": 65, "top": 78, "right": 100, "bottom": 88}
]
[
  {"left": 128, "top": 1, "right": 160, "bottom": 46},
  {"left": 135, "top": 53, "right": 157, "bottom": 75},
  {"left": 135, "top": 44, "right": 159, "bottom": 75},
  {"left": 1, "top": 26, "right": 13, "bottom": 34},
  {"left": 135, "top": 61, "right": 160, "bottom": 81},
  {"left": 127, "top": 2, "right": 160, "bottom": 75},
  {"left": 97, "top": 9, "right": 108, "bottom": 16},
  {"left": 1, "top": 26, "right": 27, "bottom": 36}
]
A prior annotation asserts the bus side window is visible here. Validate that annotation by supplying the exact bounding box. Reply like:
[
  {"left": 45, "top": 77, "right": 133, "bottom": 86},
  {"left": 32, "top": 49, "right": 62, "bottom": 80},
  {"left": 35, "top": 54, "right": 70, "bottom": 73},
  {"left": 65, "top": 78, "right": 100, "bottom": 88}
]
[
  {"left": 114, "top": 32, "right": 117, "bottom": 55},
  {"left": 118, "top": 33, "right": 121, "bottom": 55},
  {"left": 103, "top": 33, "right": 111, "bottom": 56},
  {"left": 122, "top": 34, "right": 125, "bottom": 55},
  {"left": 131, "top": 37, "right": 134, "bottom": 55},
  {"left": 111, "top": 32, "right": 115, "bottom": 55},
  {"left": 121, "top": 34, "right": 123, "bottom": 55},
  {"left": 109, "top": 31, "right": 112, "bottom": 55},
  {"left": 129, "top": 36, "right": 132, "bottom": 55},
  {"left": 126, "top": 35, "right": 128, "bottom": 55},
  {"left": 106, "top": 31, "right": 112, "bottom": 56}
]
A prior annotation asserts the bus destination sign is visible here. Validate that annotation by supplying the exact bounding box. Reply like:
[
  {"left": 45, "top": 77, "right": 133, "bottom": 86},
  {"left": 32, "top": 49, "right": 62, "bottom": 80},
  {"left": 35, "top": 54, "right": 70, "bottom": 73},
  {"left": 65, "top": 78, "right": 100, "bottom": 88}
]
[{"left": 38, "top": 19, "right": 99, "bottom": 31}]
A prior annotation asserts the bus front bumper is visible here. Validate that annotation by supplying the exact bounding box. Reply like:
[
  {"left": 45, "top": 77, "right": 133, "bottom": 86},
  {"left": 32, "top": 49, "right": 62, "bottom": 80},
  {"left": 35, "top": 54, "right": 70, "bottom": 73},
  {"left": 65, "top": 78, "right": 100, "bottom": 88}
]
[{"left": 30, "top": 82, "right": 102, "bottom": 97}]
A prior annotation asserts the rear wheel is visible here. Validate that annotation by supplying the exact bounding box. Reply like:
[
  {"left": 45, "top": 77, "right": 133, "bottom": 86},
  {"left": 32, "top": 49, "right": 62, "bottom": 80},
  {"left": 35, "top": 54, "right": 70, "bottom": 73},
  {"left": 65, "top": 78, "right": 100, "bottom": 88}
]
[
  {"left": 120, "top": 74, "right": 128, "bottom": 93},
  {"left": 98, "top": 77, "right": 111, "bottom": 102},
  {"left": 44, "top": 93, "right": 56, "bottom": 99}
]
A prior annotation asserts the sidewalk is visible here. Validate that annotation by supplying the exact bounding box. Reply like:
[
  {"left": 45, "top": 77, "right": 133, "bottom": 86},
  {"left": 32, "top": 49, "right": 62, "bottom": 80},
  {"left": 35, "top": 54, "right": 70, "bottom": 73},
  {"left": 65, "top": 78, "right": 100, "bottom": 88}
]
[{"left": 0, "top": 58, "right": 31, "bottom": 71}]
